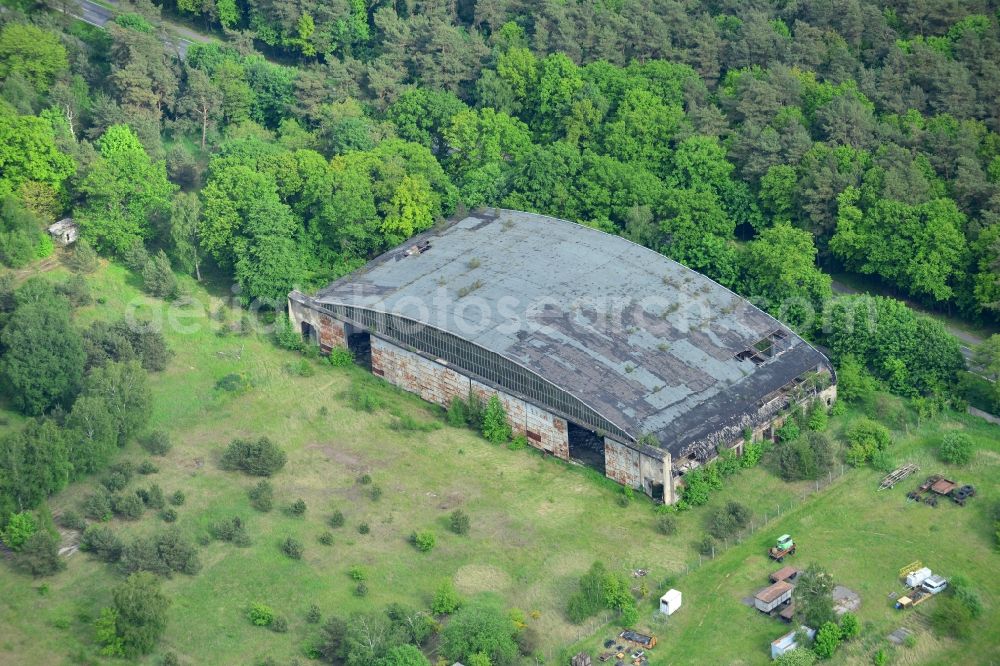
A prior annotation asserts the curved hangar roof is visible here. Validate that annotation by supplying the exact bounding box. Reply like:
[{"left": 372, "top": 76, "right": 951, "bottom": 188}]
[{"left": 312, "top": 209, "right": 833, "bottom": 458}]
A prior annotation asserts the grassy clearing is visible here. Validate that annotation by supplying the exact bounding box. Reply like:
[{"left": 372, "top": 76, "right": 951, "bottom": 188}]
[
  {"left": 0, "top": 262, "right": 997, "bottom": 664},
  {"left": 571, "top": 410, "right": 1000, "bottom": 665}
]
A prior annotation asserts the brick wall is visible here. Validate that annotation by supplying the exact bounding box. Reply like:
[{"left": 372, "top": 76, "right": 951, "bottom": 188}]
[
  {"left": 605, "top": 437, "right": 671, "bottom": 501},
  {"left": 288, "top": 297, "right": 346, "bottom": 351},
  {"left": 525, "top": 402, "right": 569, "bottom": 460},
  {"left": 371, "top": 337, "right": 470, "bottom": 408}
]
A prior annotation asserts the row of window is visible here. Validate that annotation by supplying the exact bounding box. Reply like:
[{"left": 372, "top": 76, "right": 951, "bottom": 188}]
[{"left": 320, "top": 303, "right": 633, "bottom": 442}]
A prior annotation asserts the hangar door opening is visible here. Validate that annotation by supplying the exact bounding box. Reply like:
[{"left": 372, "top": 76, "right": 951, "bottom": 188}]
[
  {"left": 345, "top": 323, "right": 372, "bottom": 370},
  {"left": 568, "top": 422, "right": 605, "bottom": 474}
]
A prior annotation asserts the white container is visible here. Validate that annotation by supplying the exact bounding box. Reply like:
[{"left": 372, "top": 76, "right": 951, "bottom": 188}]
[
  {"left": 905, "top": 567, "right": 932, "bottom": 588},
  {"left": 659, "top": 589, "right": 682, "bottom": 615}
]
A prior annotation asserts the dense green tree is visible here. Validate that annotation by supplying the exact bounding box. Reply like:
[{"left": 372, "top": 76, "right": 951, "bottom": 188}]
[
  {"left": 83, "top": 360, "right": 151, "bottom": 446},
  {"left": 794, "top": 564, "right": 835, "bottom": 628},
  {"left": 76, "top": 125, "right": 174, "bottom": 254},
  {"left": 0, "top": 103, "right": 75, "bottom": 199},
  {"left": 0, "top": 24, "right": 68, "bottom": 92},
  {"left": 168, "top": 192, "right": 202, "bottom": 280},
  {"left": 65, "top": 395, "right": 118, "bottom": 478},
  {"left": 0, "top": 296, "right": 85, "bottom": 415},
  {"left": 108, "top": 572, "right": 170, "bottom": 656},
  {"left": 440, "top": 597, "right": 519, "bottom": 666},
  {"left": 0, "top": 420, "right": 70, "bottom": 515}
]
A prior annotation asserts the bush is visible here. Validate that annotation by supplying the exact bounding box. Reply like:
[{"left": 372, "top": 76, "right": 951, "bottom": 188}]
[
  {"left": 67, "top": 238, "right": 99, "bottom": 273},
  {"left": 286, "top": 358, "right": 315, "bottom": 377},
  {"left": 81, "top": 525, "right": 124, "bottom": 562},
  {"left": 138, "top": 460, "right": 159, "bottom": 475},
  {"left": 707, "top": 501, "right": 751, "bottom": 539},
  {"left": 358, "top": 522, "right": 370, "bottom": 535},
  {"left": 350, "top": 387, "right": 383, "bottom": 412},
  {"left": 776, "top": 420, "right": 800, "bottom": 443},
  {"left": 357, "top": 473, "right": 372, "bottom": 485},
  {"left": 432, "top": 581, "right": 462, "bottom": 615},
  {"left": 950, "top": 575, "right": 983, "bottom": 618},
  {"left": 481, "top": 395, "right": 512, "bottom": 443},
  {"left": 58, "top": 510, "right": 86, "bottom": 531},
  {"left": 813, "top": 621, "right": 841, "bottom": 658},
  {"left": 274, "top": 314, "right": 304, "bottom": 351},
  {"left": 220, "top": 437, "right": 287, "bottom": 476},
  {"left": 508, "top": 434, "right": 528, "bottom": 451},
  {"left": 354, "top": 582, "right": 369, "bottom": 597},
  {"left": 697, "top": 535, "right": 717, "bottom": 556},
  {"left": 839, "top": 612, "right": 860, "bottom": 639},
  {"left": 327, "top": 347, "right": 354, "bottom": 367},
  {"left": 248, "top": 481, "right": 274, "bottom": 512},
  {"left": 216, "top": 372, "right": 254, "bottom": 394},
  {"left": 211, "top": 517, "right": 250, "bottom": 546},
  {"left": 161, "top": 508, "right": 177, "bottom": 522},
  {"left": 142, "top": 251, "right": 177, "bottom": 299},
  {"left": 83, "top": 490, "right": 113, "bottom": 521},
  {"left": 844, "top": 419, "right": 892, "bottom": 467},
  {"left": 348, "top": 566, "right": 366, "bottom": 581},
  {"left": 1, "top": 512, "right": 37, "bottom": 550},
  {"left": 141, "top": 430, "right": 172, "bottom": 456},
  {"left": 447, "top": 397, "right": 468, "bottom": 427},
  {"left": 15, "top": 531, "right": 65, "bottom": 576},
  {"left": 318, "top": 531, "right": 334, "bottom": 545},
  {"left": 119, "top": 529, "right": 201, "bottom": 576},
  {"left": 305, "top": 604, "right": 321, "bottom": 624},
  {"left": 112, "top": 492, "right": 146, "bottom": 520},
  {"left": 656, "top": 514, "right": 677, "bottom": 536},
  {"left": 288, "top": 498, "right": 307, "bottom": 515},
  {"left": 410, "top": 530, "right": 436, "bottom": 552},
  {"left": 328, "top": 510, "right": 344, "bottom": 528},
  {"left": 247, "top": 602, "right": 274, "bottom": 627},
  {"left": 448, "top": 509, "right": 471, "bottom": 535},
  {"left": 939, "top": 432, "right": 974, "bottom": 465},
  {"left": 169, "top": 490, "right": 185, "bottom": 506},
  {"left": 807, "top": 406, "right": 828, "bottom": 431},
  {"left": 368, "top": 485, "right": 382, "bottom": 501},
  {"left": 281, "top": 537, "right": 303, "bottom": 559}
]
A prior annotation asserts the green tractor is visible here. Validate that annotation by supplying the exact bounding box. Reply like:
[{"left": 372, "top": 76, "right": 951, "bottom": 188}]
[{"left": 768, "top": 534, "right": 796, "bottom": 562}]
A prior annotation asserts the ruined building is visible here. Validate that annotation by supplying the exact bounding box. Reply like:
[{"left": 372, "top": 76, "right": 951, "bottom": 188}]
[{"left": 288, "top": 209, "right": 836, "bottom": 503}]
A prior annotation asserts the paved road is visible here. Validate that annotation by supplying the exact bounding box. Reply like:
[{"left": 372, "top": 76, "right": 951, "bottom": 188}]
[{"left": 68, "top": 0, "right": 210, "bottom": 57}]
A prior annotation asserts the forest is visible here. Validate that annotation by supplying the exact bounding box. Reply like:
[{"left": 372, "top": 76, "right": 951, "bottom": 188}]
[{"left": 0, "top": 0, "right": 999, "bottom": 662}]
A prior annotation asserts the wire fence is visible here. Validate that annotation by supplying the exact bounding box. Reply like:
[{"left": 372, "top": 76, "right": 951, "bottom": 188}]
[{"left": 674, "top": 463, "right": 849, "bottom": 578}]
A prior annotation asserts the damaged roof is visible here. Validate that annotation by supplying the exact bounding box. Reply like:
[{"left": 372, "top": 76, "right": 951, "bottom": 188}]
[{"left": 312, "top": 208, "right": 833, "bottom": 458}]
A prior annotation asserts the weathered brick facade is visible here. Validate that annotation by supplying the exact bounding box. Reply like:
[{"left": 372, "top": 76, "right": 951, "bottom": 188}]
[
  {"left": 288, "top": 298, "right": 346, "bottom": 351},
  {"left": 604, "top": 438, "right": 671, "bottom": 501},
  {"left": 370, "top": 337, "right": 571, "bottom": 459}
]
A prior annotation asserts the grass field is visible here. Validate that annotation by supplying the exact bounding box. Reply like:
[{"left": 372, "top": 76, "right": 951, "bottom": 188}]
[{"left": 0, "top": 261, "right": 997, "bottom": 665}]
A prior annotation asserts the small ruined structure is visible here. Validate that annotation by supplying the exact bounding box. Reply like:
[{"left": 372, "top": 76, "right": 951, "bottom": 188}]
[
  {"left": 289, "top": 208, "right": 836, "bottom": 503},
  {"left": 47, "top": 218, "right": 79, "bottom": 246}
]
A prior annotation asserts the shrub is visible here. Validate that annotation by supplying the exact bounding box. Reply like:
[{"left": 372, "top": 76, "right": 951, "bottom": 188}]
[
  {"left": 741, "top": 440, "right": 764, "bottom": 467},
  {"left": 58, "top": 510, "right": 86, "bottom": 531},
  {"left": 288, "top": 498, "right": 307, "bottom": 516},
  {"left": 410, "top": 530, "right": 436, "bottom": 552},
  {"left": 432, "top": 581, "right": 462, "bottom": 615},
  {"left": 161, "top": 508, "right": 177, "bottom": 522},
  {"left": 286, "top": 358, "right": 315, "bottom": 377},
  {"left": 350, "top": 387, "right": 383, "bottom": 412},
  {"left": 270, "top": 615, "right": 288, "bottom": 633},
  {"left": 220, "top": 437, "right": 287, "bottom": 476},
  {"left": 697, "top": 535, "right": 717, "bottom": 556},
  {"left": 844, "top": 419, "right": 891, "bottom": 467},
  {"left": 68, "top": 238, "right": 99, "bottom": 273},
  {"left": 305, "top": 604, "right": 321, "bottom": 624},
  {"left": 247, "top": 602, "right": 275, "bottom": 627},
  {"left": 357, "top": 473, "right": 372, "bottom": 485},
  {"left": 141, "top": 431, "right": 172, "bottom": 456},
  {"left": 1, "top": 512, "right": 37, "bottom": 550},
  {"left": 508, "top": 434, "right": 528, "bottom": 451},
  {"left": 143, "top": 485, "right": 165, "bottom": 509},
  {"left": 348, "top": 566, "right": 366, "bottom": 581},
  {"left": 142, "top": 251, "right": 177, "bottom": 298},
  {"left": 813, "top": 621, "right": 841, "bottom": 658},
  {"left": 481, "top": 395, "right": 512, "bottom": 443},
  {"left": 448, "top": 509, "right": 471, "bottom": 535},
  {"left": 807, "top": 406, "right": 828, "bottom": 431},
  {"left": 15, "top": 531, "right": 65, "bottom": 576},
  {"left": 216, "top": 372, "right": 254, "bottom": 394},
  {"left": 354, "top": 582, "right": 369, "bottom": 597},
  {"left": 138, "top": 460, "right": 159, "bottom": 475},
  {"left": 358, "top": 522, "right": 370, "bottom": 535},
  {"left": 112, "top": 493, "right": 146, "bottom": 520},
  {"left": 281, "top": 537, "right": 303, "bottom": 559},
  {"left": 81, "top": 525, "right": 124, "bottom": 562},
  {"left": 939, "top": 432, "right": 974, "bottom": 465},
  {"left": 169, "top": 490, "right": 185, "bottom": 506},
  {"left": 446, "top": 397, "right": 468, "bottom": 427},
  {"left": 839, "top": 612, "right": 860, "bottom": 639},
  {"left": 327, "top": 347, "right": 354, "bottom": 367},
  {"left": 211, "top": 517, "right": 250, "bottom": 546},
  {"left": 368, "top": 485, "right": 382, "bottom": 501},
  {"left": 119, "top": 529, "right": 201, "bottom": 576},
  {"left": 274, "top": 314, "right": 304, "bottom": 351},
  {"left": 656, "top": 514, "right": 677, "bottom": 536},
  {"left": 318, "top": 532, "right": 334, "bottom": 545},
  {"left": 950, "top": 575, "right": 983, "bottom": 618},
  {"left": 776, "top": 420, "right": 800, "bottom": 443},
  {"left": 248, "top": 481, "right": 274, "bottom": 512},
  {"left": 83, "top": 490, "right": 114, "bottom": 521},
  {"left": 328, "top": 510, "right": 344, "bottom": 528}
]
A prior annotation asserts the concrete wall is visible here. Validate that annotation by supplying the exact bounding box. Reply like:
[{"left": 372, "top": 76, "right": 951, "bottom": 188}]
[
  {"left": 288, "top": 298, "right": 346, "bottom": 351},
  {"left": 471, "top": 379, "right": 569, "bottom": 460}
]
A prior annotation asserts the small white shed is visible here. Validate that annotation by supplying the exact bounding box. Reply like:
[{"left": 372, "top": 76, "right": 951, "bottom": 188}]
[
  {"left": 47, "top": 218, "right": 79, "bottom": 246},
  {"left": 905, "top": 567, "right": 932, "bottom": 589},
  {"left": 659, "top": 588, "right": 682, "bottom": 615}
]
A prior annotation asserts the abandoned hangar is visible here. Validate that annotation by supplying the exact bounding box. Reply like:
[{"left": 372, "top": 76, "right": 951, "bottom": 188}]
[{"left": 288, "top": 208, "right": 836, "bottom": 503}]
